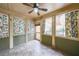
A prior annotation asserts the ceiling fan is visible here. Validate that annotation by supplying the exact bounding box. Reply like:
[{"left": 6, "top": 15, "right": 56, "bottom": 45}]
[{"left": 23, "top": 3, "right": 48, "bottom": 15}]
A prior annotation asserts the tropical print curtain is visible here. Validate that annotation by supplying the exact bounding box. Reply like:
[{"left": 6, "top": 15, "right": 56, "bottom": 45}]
[
  {"left": 65, "top": 11, "right": 78, "bottom": 38},
  {"left": 13, "top": 17, "right": 25, "bottom": 36}
]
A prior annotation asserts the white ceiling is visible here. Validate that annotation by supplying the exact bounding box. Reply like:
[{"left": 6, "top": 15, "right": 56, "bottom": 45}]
[{"left": 0, "top": 3, "right": 70, "bottom": 19}]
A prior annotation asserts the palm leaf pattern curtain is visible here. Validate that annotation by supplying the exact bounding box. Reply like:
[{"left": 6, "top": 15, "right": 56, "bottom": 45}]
[{"left": 65, "top": 11, "right": 78, "bottom": 38}]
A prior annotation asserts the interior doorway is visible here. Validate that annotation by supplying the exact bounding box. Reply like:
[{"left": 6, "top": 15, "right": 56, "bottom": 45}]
[{"left": 35, "top": 25, "right": 40, "bottom": 41}]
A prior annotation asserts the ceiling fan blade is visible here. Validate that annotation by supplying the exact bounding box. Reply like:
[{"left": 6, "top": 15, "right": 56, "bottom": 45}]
[
  {"left": 23, "top": 3, "right": 33, "bottom": 8},
  {"left": 34, "top": 3, "right": 36, "bottom": 7},
  {"left": 38, "top": 8, "right": 48, "bottom": 11},
  {"left": 28, "top": 10, "right": 33, "bottom": 14}
]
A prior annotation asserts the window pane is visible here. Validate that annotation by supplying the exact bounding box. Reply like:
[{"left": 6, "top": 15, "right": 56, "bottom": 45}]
[
  {"left": 56, "top": 14, "right": 65, "bottom": 37},
  {"left": 44, "top": 17, "right": 52, "bottom": 35},
  {"left": 36, "top": 26, "right": 40, "bottom": 32}
]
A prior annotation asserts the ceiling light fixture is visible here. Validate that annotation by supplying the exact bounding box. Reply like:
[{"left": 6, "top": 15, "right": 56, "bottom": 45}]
[{"left": 34, "top": 7, "right": 38, "bottom": 13}]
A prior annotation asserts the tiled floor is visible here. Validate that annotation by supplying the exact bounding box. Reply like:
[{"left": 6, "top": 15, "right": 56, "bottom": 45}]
[{"left": 0, "top": 40, "right": 64, "bottom": 56}]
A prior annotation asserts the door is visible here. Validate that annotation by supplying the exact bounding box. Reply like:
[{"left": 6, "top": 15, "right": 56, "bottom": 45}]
[{"left": 35, "top": 25, "right": 40, "bottom": 41}]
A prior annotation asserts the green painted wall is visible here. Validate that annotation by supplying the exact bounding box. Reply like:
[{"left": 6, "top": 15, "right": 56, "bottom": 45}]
[
  {"left": 0, "top": 37, "right": 9, "bottom": 49},
  {"left": 55, "top": 37, "right": 79, "bottom": 56},
  {"left": 0, "top": 35, "right": 26, "bottom": 49},
  {"left": 41, "top": 35, "right": 52, "bottom": 46},
  {"left": 41, "top": 35, "right": 79, "bottom": 55},
  {"left": 13, "top": 35, "right": 26, "bottom": 47}
]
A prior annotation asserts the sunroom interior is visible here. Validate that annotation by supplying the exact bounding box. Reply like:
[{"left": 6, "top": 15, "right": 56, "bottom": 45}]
[{"left": 0, "top": 3, "right": 79, "bottom": 56}]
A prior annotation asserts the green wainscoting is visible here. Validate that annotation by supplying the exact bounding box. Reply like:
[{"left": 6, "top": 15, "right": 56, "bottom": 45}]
[
  {"left": 0, "top": 37, "right": 9, "bottom": 49},
  {"left": 55, "top": 37, "right": 79, "bottom": 55},
  {"left": 41, "top": 35, "right": 52, "bottom": 47},
  {"left": 13, "top": 35, "right": 26, "bottom": 47}
]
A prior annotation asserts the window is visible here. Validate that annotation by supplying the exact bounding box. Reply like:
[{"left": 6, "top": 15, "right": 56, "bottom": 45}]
[
  {"left": 56, "top": 10, "right": 79, "bottom": 39},
  {"left": 36, "top": 26, "right": 40, "bottom": 33},
  {"left": 36, "top": 26, "right": 40, "bottom": 40},
  {"left": 44, "top": 17, "right": 52, "bottom": 35},
  {"left": 56, "top": 14, "right": 65, "bottom": 37},
  {"left": 26, "top": 20, "right": 35, "bottom": 34}
]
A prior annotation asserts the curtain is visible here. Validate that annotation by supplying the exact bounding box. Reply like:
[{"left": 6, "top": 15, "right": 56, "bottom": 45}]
[{"left": 65, "top": 11, "right": 78, "bottom": 38}]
